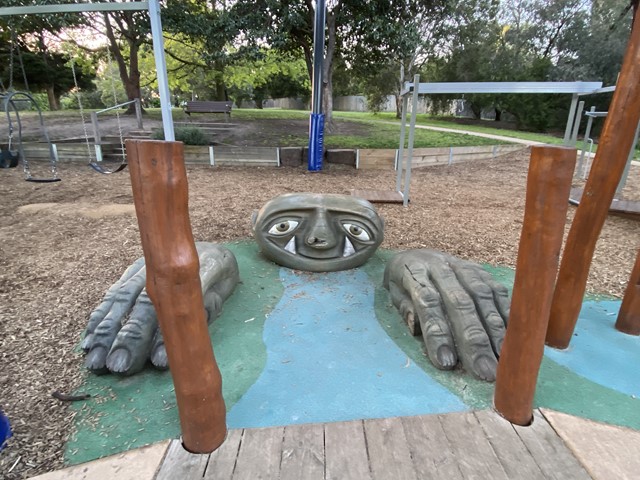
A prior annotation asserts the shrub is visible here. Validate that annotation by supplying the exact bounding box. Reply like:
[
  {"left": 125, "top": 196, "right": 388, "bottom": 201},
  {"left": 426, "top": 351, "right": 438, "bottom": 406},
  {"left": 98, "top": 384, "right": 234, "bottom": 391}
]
[{"left": 152, "top": 126, "right": 209, "bottom": 145}]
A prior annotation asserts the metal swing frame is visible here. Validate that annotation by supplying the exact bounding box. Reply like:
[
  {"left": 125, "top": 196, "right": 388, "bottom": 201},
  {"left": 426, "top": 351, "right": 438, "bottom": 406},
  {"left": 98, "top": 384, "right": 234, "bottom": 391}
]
[
  {"left": 0, "top": 0, "right": 175, "bottom": 175},
  {"left": 0, "top": 1, "right": 174, "bottom": 141}
]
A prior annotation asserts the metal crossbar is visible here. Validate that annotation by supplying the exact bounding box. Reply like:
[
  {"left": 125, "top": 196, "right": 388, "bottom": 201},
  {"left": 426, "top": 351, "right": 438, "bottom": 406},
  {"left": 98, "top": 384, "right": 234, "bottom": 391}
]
[
  {"left": 0, "top": 3, "right": 149, "bottom": 16},
  {"left": 401, "top": 81, "right": 603, "bottom": 96}
]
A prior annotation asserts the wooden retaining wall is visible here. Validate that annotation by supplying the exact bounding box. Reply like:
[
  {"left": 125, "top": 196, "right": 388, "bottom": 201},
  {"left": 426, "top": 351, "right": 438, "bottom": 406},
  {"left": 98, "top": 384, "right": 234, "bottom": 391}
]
[
  {"left": 20, "top": 142, "right": 526, "bottom": 169},
  {"left": 183, "top": 146, "right": 279, "bottom": 167},
  {"left": 358, "top": 144, "right": 528, "bottom": 170}
]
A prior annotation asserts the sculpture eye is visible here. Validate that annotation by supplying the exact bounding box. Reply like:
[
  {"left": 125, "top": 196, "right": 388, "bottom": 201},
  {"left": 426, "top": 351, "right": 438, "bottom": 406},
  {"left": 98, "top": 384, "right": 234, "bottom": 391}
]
[
  {"left": 268, "top": 220, "right": 299, "bottom": 235},
  {"left": 343, "top": 223, "right": 371, "bottom": 241}
]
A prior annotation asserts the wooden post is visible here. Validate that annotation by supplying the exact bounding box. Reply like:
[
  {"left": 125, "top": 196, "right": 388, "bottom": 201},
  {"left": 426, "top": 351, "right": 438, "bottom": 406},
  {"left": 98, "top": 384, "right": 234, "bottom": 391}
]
[
  {"left": 546, "top": 13, "right": 640, "bottom": 349},
  {"left": 494, "top": 145, "right": 576, "bottom": 426},
  {"left": 615, "top": 249, "right": 640, "bottom": 335},
  {"left": 126, "top": 139, "right": 227, "bottom": 453}
]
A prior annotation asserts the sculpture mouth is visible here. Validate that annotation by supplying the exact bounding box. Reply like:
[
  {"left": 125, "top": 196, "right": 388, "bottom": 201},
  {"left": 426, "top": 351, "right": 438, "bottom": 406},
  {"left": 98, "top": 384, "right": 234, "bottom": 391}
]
[{"left": 283, "top": 237, "right": 356, "bottom": 258}]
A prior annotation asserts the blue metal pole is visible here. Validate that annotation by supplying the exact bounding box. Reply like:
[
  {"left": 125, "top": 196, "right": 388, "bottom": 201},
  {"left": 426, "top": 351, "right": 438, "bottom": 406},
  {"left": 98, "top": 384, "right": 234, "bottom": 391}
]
[{"left": 308, "top": 0, "right": 326, "bottom": 171}]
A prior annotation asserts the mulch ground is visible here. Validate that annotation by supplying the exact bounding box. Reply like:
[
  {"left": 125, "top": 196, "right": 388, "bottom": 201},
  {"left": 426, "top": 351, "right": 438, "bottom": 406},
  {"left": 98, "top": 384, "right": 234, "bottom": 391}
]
[{"left": 0, "top": 150, "right": 638, "bottom": 479}]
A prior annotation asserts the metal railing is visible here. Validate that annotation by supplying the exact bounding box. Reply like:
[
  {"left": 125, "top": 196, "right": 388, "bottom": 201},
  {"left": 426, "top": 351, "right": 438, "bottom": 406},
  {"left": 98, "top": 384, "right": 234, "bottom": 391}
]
[{"left": 91, "top": 98, "right": 143, "bottom": 162}]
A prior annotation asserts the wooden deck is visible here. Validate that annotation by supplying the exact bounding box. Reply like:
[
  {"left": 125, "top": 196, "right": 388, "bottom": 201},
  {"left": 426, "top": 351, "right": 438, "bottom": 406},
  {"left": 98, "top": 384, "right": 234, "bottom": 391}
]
[
  {"left": 155, "top": 409, "right": 592, "bottom": 480},
  {"left": 351, "top": 190, "right": 404, "bottom": 204},
  {"left": 570, "top": 187, "right": 640, "bottom": 219}
]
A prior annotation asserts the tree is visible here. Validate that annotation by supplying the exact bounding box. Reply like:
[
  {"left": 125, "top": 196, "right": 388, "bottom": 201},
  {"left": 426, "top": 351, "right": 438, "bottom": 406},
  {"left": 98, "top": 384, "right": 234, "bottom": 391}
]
[
  {"left": 224, "top": 49, "right": 309, "bottom": 107},
  {"left": 231, "top": 0, "right": 451, "bottom": 127},
  {"left": 0, "top": 0, "right": 88, "bottom": 109},
  {"left": 161, "top": 0, "right": 239, "bottom": 101}
]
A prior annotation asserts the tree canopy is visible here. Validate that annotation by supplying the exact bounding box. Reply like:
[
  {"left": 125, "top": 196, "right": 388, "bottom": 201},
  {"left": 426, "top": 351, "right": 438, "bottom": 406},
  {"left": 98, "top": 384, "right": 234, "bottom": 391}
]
[{"left": 1, "top": 0, "right": 635, "bottom": 130}]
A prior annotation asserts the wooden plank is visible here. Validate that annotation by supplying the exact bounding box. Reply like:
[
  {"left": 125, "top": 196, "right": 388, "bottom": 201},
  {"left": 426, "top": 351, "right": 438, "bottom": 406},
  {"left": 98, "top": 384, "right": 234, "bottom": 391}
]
[
  {"left": 232, "top": 426, "right": 284, "bottom": 480},
  {"left": 325, "top": 420, "right": 372, "bottom": 480},
  {"left": 542, "top": 408, "right": 640, "bottom": 480},
  {"left": 351, "top": 190, "right": 404, "bottom": 203},
  {"left": 512, "top": 410, "right": 591, "bottom": 480},
  {"left": 474, "top": 410, "right": 546, "bottom": 479},
  {"left": 438, "top": 411, "right": 509, "bottom": 479},
  {"left": 570, "top": 187, "right": 640, "bottom": 218},
  {"left": 400, "top": 415, "right": 463, "bottom": 479},
  {"left": 364, "top": 417, "right": 417, "bottom": 480},
  {"left": 280, "top": 423, "right": 325, "bottom": 480},
  {"left": 412, "top": 147, "right": 451, "bottom": 156},
  {"left": 203, "top": 428, "right": 243, "bottom": 480},
  {"left": 155, "top": 439, "right": 209, "bottom": 480}
]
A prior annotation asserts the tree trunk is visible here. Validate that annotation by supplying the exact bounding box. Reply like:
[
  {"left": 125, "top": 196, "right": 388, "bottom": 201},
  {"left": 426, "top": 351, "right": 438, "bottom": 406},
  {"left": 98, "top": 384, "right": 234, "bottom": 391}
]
[
  {"left": 104, "top": 12, "right": 143, "bottom": 115},
  {"left": 45, "top": 85, "right": 60, "bottom": 111},
  {"left": 395, "top": 95, "right": 402, "bottom": 119},
  {"left": 495, "top": 108, "right": 502, "bottom": 122},
  {"left": 322, "top": 10, "right": 337, "bottom": 131},
  {"left": 214, "top": 61, "right": 226, "bottom": 100}
]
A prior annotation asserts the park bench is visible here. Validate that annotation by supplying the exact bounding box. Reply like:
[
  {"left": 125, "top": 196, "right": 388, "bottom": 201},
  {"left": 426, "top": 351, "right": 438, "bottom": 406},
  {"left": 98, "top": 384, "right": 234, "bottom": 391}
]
[{"left": 184, "top": 101, "right": 233, "bottom": 122}]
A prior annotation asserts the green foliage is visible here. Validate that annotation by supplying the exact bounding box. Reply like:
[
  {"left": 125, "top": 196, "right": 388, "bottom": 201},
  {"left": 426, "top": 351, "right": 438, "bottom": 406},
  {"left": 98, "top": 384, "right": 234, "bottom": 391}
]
[
  {"left": 96, "top": 62, "right": 127, "bottom": 107},
  {"left": 224, "top": 49, "right": 310, "bottom": 107},
  {"left": 152, "top": 126, "right": 210, "bottom": 145},
  {"left": 60, "top": 90, "right": 106, "bottom": 110}
]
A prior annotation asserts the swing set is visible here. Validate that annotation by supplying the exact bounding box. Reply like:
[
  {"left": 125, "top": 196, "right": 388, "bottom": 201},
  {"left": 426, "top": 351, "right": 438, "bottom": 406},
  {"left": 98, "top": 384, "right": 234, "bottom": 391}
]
[
  {"left": 1, "top": 30, "right": 60, "bottom": 182},
  {"left": 0, "top": 2, "right": 169, "bottom": 180}
]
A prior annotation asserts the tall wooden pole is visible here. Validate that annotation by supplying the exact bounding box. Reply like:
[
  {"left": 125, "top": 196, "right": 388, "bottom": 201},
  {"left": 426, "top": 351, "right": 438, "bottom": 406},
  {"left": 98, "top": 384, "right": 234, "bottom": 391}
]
[
  {"left": 615, "top": 249, "right": 640, "bottom": 335},
  {"left": 494, "top": 146, "right": 576, "bottom": 426},
  {"left": 545, "top": 13, "right": 640, "bottom": 349},
  {"left": 126, "top": 140, "right": 227, "bottom": 453}
]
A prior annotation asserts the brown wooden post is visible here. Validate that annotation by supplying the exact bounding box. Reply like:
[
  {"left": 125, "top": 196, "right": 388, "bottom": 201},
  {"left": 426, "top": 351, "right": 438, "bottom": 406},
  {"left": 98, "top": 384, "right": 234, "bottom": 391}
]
[
  {"left": 494, "top": 145, "right": 576, "bottom": 426},
  {"left": 545, "top": 13, "right": 640, "bottom": 349},
  {"left": 615, "top": 249, "right": 640, "bottom": 335},
  {"left": 126, "top": 139, "right": 227, "bottom": 453}
]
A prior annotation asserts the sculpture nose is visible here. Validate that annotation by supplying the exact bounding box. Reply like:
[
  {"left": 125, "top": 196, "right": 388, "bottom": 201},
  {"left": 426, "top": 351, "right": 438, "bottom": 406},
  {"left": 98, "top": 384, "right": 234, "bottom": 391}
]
[
  {"left": 305, "top": 210, "right": 336, "bottom": 250},
  {"left": 306, "top": 235, "right": 328, "bottom": 247}
]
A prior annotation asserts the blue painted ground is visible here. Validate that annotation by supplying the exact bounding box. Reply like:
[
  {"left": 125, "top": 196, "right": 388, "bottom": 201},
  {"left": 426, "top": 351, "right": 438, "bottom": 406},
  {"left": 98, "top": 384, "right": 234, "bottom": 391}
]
[
  {"left": 228, "top": 265, "right": 640, "bottom": 430},
  {"left": 544, "top": 300, "right": 640, "bottom": 398},
  {"left": 227, "top": 268, "right": 468, "bottom": 428}
]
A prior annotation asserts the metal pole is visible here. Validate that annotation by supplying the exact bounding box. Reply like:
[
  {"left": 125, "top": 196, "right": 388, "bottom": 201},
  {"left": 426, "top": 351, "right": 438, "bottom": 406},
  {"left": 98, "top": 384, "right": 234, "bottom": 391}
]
[
  {"left": 570, "top": 100, "right": 585, "bottom": 146},
  {"left": 402, "top": 74, "right": 420, "bottom": 206},
  {"left": 616, "top": 118, "right": 640, "bottom": 195},
  {"left": 148, "top": 0, "right": 174, "bottom": 141},
  {"left": 578, "top": 107, "right": 596, "bottom": 178},
  {"left": 563, "top": 94, "right": 579, "bottom": 145},
  {"left": 395, "top": 94, "right": 409, "bottom": 192},
  {"left": 307, "top": 0, "right": 326, "bottom": 171}
]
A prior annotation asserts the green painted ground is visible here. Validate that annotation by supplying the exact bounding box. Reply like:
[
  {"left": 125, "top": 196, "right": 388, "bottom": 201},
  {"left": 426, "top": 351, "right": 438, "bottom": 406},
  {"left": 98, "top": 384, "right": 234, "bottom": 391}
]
[{"left": 65, "top": 242, "right": 639, "bottom": 465}]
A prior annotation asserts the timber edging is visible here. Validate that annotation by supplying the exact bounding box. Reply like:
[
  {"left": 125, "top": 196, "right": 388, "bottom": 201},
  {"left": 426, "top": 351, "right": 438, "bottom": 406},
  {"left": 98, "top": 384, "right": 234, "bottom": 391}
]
[{"left": 20, "top": 142, "right": 528, "bottom": 170}]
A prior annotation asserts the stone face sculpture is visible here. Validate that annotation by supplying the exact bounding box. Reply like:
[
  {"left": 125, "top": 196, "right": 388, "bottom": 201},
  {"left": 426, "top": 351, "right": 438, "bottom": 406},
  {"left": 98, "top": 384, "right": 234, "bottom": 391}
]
[
  {"left": 82, "top": 194, "right": 509, "bottom": 380},
  {"left": 252, "top": 193, "right": 384, "bottom": 272},
  {"left": 384, "top": 249, "right": 509, "bottom": 381}
]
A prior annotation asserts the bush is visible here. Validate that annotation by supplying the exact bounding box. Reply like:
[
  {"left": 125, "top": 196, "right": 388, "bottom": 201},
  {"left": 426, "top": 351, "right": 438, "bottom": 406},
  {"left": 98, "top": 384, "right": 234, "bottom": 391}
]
[
  {"left": 152, "top": 126, "right": 210, "bottom": 145},
  {"left": 61, "top": 90, "right": 106, "bottom": 110}
]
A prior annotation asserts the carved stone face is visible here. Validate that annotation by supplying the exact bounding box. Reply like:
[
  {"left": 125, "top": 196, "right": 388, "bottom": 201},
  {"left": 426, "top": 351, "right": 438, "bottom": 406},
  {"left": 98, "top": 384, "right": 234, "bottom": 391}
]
[{"left": 252, "top": 193, "right": 384, "bottom": 272}]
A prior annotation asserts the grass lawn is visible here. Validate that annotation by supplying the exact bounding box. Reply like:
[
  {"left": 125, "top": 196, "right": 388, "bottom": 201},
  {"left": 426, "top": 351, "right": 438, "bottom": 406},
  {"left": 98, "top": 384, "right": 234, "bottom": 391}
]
[{"left": 28, "top": 106, "right": 639, "bottom": 155}]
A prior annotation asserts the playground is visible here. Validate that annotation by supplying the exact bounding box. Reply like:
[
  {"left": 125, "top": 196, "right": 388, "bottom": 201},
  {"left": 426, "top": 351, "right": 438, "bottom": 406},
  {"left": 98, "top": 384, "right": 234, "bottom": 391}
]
[{"left": 0, "top": 148, "right": 639, "bottom": 478}]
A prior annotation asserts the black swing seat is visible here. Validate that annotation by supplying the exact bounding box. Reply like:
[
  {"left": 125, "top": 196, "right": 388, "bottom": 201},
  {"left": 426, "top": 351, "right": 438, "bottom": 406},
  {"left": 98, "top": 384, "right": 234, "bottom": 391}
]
[
  {"left": 0, "top": 149, "right": 19, "bottom": 168},
  {"left": 26, "top": 176, "right": 61, "bottom": 183},
  {"left": 89, "top": 161, "right": 128, "bottom": 174}
]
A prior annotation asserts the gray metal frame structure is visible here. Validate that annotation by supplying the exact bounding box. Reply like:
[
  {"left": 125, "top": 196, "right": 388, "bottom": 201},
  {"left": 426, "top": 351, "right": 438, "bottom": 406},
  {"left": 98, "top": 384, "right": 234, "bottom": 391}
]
[
  {"left": 396, "top": 77, "right": 603, "bottom": 206},
  {"left": 0, "top": 0, "right": 174, "bottom": 142}
]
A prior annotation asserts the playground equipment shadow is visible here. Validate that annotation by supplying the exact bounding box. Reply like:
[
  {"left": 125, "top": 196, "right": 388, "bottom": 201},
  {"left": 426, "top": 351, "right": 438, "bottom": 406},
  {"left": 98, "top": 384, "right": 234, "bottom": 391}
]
[{"left": 30, "top": 241, "right": 640, "bottom": 479}]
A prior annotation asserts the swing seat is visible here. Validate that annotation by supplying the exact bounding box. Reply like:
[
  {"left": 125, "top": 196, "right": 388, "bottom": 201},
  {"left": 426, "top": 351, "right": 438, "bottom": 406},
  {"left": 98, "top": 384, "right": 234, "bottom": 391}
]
[
  {"left": 0, "top": 149, "right": 19, "bottom": 168},
  {"left": 26, "top": 176, "right": 61, "bottom": 183}
]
